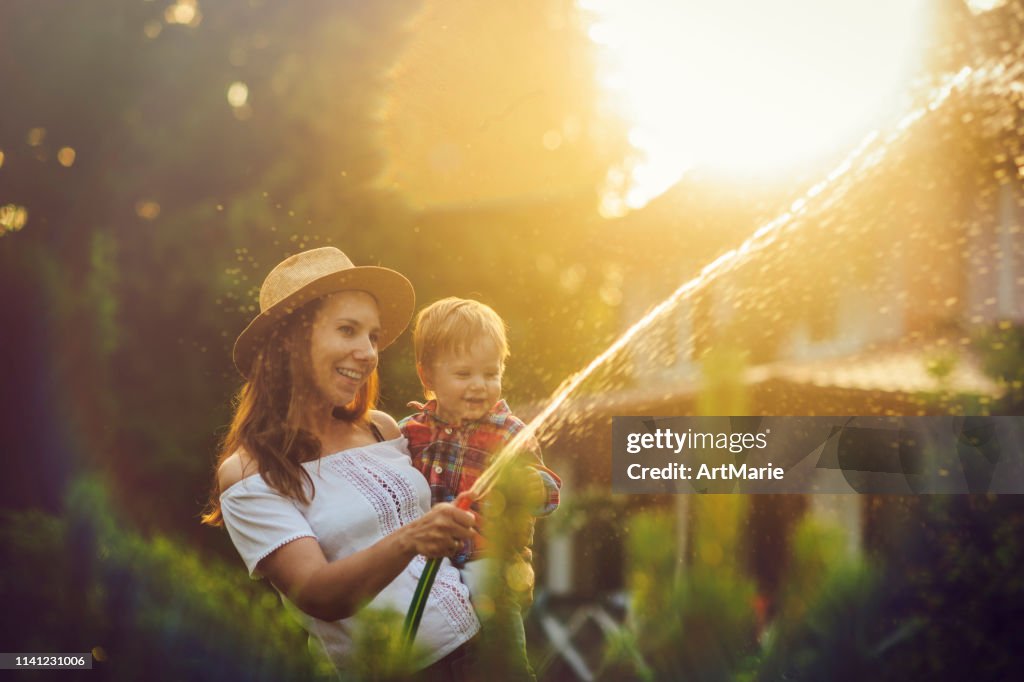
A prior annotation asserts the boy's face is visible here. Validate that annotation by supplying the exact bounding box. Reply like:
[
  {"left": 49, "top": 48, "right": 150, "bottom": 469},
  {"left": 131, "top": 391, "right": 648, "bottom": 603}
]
[{"left": 420, "top": 338, "right": 503, "bottom": 424}]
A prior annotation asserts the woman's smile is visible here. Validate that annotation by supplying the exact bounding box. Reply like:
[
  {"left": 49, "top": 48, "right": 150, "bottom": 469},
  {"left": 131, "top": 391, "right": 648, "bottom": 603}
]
[{"left": 336, "top": 366, "right": 365, "bottom": 382}]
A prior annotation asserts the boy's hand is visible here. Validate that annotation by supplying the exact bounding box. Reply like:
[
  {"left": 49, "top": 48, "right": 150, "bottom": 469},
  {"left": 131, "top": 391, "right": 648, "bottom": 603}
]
[
  {"left": 523, "top": 469, "right": 547, "bottom": 511},
  {"left": 501, "top": 466, "right": 547, "bottom": 513}
]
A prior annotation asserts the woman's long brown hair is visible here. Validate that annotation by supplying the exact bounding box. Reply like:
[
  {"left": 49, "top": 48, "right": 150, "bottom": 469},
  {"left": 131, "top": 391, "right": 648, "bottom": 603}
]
[{"left": 202, "top": 299, "right": 379, "bottom": 526}]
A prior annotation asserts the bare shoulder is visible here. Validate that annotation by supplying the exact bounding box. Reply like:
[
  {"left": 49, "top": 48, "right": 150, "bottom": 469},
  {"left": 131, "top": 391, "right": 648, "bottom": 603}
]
[
  {"left": 369, "top": 410, "right": 401, "bottom": 440},
  {"left": 217, "top": 449, "right": 259, "bottom": 493}
]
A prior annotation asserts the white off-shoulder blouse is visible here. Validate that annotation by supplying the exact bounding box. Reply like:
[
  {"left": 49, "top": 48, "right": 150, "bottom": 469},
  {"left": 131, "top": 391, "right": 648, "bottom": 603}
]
[{"left": 219, "top": 437, "right": 480, "bottom": 670}]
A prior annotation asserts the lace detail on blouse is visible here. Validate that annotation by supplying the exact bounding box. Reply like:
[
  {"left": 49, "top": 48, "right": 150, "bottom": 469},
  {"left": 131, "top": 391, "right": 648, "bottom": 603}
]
[
  {"left": 327, "top": 451, "right": 420, "bottom": 535},
  {"left": 326, "top": 452, "right": 476, "bottom": 637}
]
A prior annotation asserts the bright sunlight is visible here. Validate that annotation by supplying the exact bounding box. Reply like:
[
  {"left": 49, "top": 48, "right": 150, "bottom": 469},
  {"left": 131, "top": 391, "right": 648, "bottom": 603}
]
[{"left": 583, "top": 0, "right": 932, "bottom": 216}]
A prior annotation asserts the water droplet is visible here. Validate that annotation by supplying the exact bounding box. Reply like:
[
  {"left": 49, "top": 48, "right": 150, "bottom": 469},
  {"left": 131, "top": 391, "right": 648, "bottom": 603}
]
[
  {"left": 57, "top": 147, "right": 76, "bottom": 167},
  {"left": 165, "top": 0, "right": 202, "bottom": 27},
  {"left": 135, "top": 201, "right": 161, "bottom": 220},
  {"left": 0, "top": 204, "right": 28, "bottom": 235},
  {"left": 227, "top": 81, "right": 249, "bottom": 108}
]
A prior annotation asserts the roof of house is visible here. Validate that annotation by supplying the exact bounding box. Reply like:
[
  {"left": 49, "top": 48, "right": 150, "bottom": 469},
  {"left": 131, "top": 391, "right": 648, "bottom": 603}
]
[{"left": 521, "top": 342, "right": 1004, "bottom": 425}]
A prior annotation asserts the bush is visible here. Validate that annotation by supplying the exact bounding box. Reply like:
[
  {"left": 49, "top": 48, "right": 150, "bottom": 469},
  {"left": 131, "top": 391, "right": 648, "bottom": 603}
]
[
  {"left": 0, "top": 475, "right": 334, "bottom": 681},
  {"left": 601, "top": 507, "right": 759, "bottom": 682}
]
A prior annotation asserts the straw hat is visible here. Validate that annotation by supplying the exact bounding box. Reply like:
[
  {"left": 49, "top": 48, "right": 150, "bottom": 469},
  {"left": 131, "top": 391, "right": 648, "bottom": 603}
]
[{"left": 233, "top": 247, "right": 414, "bottom": 378}]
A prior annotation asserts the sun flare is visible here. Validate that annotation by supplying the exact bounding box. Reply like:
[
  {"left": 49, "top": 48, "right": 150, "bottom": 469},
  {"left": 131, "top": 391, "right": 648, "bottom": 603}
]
[{"left": 583, "top": 0, "right": 932, "bottom": 215}]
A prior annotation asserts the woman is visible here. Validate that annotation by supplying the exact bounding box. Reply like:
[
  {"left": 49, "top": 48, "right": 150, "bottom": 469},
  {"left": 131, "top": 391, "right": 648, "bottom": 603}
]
[{"left": 202, "top": 247, "right": 481, "bottom": 677}]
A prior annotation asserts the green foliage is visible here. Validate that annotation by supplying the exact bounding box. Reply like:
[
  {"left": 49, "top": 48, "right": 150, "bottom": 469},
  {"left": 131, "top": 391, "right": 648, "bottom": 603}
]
[
  {"left": 473, "top": 464, "right": 549, "bottom": 678},
  {"left": 924, "top": 350, "right": 957, "bottom": 385},
  {"left": 877, "top": 495, "right": 1024, "bottom": 681},
  {"left": 756, "top": 560, "right": 916, "bottom": 682},
  {"left": 975, "top": 322, "right": 1024, "bottom": 382},
  {"left": 690, "top": 495, "right": 748, "bottom": 571},
  {"left": 601, "top": 509, "right": 759, "bottom": 682},
  {"left": 88, "top": 230, "right": 120, "bottom": 357},
  {"left": 603, "top": 499, "right": 1024, "bottom": 682},
  {"left": 342, "top": 607, "right": 419, "bottom": 682},
  {"left": 0, "top": 475, "right": 333, "bottom": 681},
  {"left": 755, "top": 518, "right": 919, "bottom": 682},
  {"left": 774, "top": 517, "right": 853, "bottom": 626},
  {"left": 975, "top": 321, "right": 1024, "bottom": 408},
  {"left": 751, "top": 496, "right": 1024, "bottom": 682}
]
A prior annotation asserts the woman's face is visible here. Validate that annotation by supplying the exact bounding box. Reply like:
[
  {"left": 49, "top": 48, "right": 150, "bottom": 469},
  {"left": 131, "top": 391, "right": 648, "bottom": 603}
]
[{"left": 307, "top": 290, "right": 380, "bottom": 407}]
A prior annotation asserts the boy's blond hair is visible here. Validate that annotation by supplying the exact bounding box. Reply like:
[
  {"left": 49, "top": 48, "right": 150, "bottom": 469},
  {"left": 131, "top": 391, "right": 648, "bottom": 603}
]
[{"left": 413, "top": 297, "right": 509, "bottom": 397}]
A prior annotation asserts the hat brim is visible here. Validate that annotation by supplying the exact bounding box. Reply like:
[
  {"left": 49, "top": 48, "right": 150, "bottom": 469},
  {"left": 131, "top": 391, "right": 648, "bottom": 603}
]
[{"left": 232, "top": 266, "right": 414, "bottom": 378}]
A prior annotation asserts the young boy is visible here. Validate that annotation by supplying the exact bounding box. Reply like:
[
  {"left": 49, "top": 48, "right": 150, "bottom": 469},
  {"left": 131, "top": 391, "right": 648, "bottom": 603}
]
[{"left": 399, "top": 297, "right": 561, "bottom": 679}]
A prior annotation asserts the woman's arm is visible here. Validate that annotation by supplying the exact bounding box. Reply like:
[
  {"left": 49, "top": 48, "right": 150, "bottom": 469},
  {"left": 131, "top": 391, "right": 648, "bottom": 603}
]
[{"left": 257, "top": 503, "right": 476, "bottom": 621}]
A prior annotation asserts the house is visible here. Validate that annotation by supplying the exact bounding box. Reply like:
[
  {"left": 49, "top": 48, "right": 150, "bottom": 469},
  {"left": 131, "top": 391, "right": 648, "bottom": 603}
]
[{"left": 529, "top": 59, "right": 1021, "bottom": 611}]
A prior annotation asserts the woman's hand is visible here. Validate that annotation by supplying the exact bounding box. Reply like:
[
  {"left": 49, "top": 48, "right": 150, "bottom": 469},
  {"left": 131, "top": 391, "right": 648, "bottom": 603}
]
[{"left": 400, "top": 502, "right": 478, "bottom": 559}]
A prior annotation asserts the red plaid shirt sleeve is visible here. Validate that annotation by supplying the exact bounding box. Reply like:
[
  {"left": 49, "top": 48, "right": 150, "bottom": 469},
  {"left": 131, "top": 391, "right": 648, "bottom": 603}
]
[{"left": 502, "top": 415, "right": 561, "bottom": 516}]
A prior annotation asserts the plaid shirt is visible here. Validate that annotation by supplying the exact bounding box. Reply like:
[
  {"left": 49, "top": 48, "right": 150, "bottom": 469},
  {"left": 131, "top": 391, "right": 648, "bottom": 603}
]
[{"left": 399, "top": 399, "right": 561, "bottom": 565}]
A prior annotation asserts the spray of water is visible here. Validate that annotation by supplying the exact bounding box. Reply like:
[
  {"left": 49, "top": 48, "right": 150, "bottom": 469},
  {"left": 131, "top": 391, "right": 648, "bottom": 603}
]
[{"left": 468, "top": 58, "right": 1019, "bottom": 501}]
